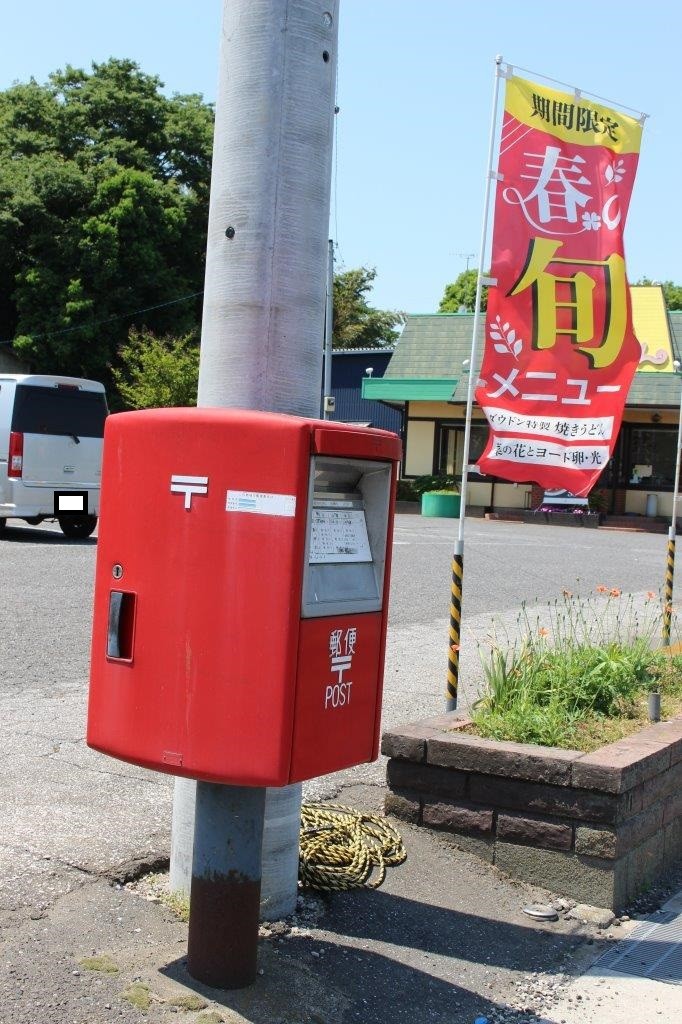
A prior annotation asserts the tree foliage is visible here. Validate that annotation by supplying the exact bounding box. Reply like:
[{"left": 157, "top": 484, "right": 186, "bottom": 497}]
[
  {"left": 113, "top": 263, "right": 401, "bottom": 410},
  {"left": 438, "top": 269, "right": 488, "bottom": 313},
  {"left": 0, "top": 59, "right": 213, "bottom": 390},
  {"left": 333, "top": 266, "right": 405, "bottom": 349},
  {"left": 112, "top": 327, "right": 199, "bottom": 409}
]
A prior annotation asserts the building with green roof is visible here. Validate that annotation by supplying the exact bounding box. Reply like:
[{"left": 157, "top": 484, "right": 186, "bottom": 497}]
[{"left": 363, "top": 286, "right": 682, "bottom": 518}]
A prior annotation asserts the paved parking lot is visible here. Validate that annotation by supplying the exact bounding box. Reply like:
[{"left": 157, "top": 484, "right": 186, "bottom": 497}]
[{"left": 1, "top": 512, "right": 673, "bottom": 831}]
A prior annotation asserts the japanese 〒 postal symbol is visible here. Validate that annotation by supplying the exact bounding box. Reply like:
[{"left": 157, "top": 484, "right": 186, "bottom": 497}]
[{"left": 329, "top": 627, "right": 357, "bottom": 684}]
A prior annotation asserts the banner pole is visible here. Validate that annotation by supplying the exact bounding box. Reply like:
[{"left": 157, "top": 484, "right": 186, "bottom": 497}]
[
  {"left": 663, "top": 363, "right": 682, "bottom": 645},
  {"left": 446, "top": 55, "right": 505, "bottom": 711}
]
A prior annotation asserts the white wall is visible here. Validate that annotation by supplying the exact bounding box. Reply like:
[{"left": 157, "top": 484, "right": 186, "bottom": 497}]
[
  {"left": 405, "top": 420, "right": 434, "bottom": 476},
  {"left": 625, "top": 490, "right": 674, "bottom": 518}
]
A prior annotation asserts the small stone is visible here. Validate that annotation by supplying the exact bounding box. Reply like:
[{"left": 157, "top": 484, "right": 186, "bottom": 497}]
[{"left": 567, "top": 905, "right": 614, "bottom": 929}]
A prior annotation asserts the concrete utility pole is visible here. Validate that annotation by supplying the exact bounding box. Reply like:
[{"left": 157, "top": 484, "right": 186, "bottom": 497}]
[
  {"left": 322, "top": 238, "right": 335, "bottom": 417},
  {"left": 171, "top": 0, "right": 339, "bottom": 987}
]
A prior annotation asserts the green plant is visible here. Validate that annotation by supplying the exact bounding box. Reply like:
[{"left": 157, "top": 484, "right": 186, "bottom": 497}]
[
  {"left": 588, "top": 489, "right": 608, "bottom": 514},
  {"left": 471, "top": 587, "right": 682, "bottom": 751},
  {"left": 410, "top": 474, "right": 459, "bottom": 497},
  {"left": 396, "top": 479, "right": 419, "bottom": 501},
  {"left": 395, "top": 474, "right": 459, "bottom": 501},
  {"left": 113, "top": 327, "right": 199, "bottom": 408}
]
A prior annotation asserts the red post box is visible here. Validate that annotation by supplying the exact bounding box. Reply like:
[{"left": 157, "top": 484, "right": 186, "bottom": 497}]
[{"left": 87, "top": 408, "right": 401, "bottom": 785}]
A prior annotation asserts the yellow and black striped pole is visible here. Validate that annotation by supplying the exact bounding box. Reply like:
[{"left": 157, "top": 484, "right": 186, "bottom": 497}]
[
  {"left": 444, "top": 57, "right": 504, "bottom": 712},
  {"left": 663, "top": 368, "right": 682, "bottom": 647},
  {"left": 663, "top": 528, "right": 675, "bottom": 646},
  {"left": 446, "top": 543, "right": 464, "bottom": 710}
]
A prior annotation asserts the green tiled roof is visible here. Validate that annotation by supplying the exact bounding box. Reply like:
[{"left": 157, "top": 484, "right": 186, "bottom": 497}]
[
  {"left": 384, "top": 311, "right": 682, "bottom": 408},
  {"left": 386, "top": 313, "right": 477, "bottom": 380}
]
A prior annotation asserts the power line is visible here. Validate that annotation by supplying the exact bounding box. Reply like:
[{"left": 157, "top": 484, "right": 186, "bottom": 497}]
[{"left": 0, "top": 290, "right": 204, "bottom": 348}]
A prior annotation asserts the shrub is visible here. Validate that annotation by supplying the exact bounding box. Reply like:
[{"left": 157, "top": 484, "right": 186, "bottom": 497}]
[
  {"left": 396, "top": 474, "right": 459, "bottom": 502},
  {"left": 471, "top": 587, "right": 682, "bottom": 750},
  {"left": 396, "top": 479, "right": 419, "bottom": 501}
]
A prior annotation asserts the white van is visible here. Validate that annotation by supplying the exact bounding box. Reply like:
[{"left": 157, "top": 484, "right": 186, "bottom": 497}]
[{"left": 0, "top": 374, "right": 108, "bottom": 538}]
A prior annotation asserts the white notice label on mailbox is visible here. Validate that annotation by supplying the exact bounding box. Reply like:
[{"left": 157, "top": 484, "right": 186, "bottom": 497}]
[
  {"left": 226, "top": 491, "right": 296, "bottom": 516},
  {"left": 309, "top": 508, "right": 372, "bottom": 563}
]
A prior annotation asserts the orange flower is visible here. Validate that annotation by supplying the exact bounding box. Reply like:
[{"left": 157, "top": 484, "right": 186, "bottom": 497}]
[
  {"left": 562, "top": 588, "right": 573, "bottom": 598},
  {"left": 450, "top": 643, "right": 460, "bottom": 652},
  {"left": 538, "top": 627, "right": 549, "bottom": 637},
  {"left": 646, "top": 591, "right": 656, "bottom": 600},
  {"left": 596, "top": 584, "right": 608, "bottom": 594},
  {"left": 609, "top": 587, "right": 622, "bottom": 598}
]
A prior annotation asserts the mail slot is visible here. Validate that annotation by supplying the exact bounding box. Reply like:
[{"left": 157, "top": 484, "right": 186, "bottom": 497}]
[{"left": 86, "top": 407, "right": 401, "bottom": 785}]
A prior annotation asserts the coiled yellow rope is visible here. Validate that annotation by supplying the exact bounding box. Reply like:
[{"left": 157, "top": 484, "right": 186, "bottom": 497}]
[{"left": 299, "top": 802, "right": 407, "bottom": 892}]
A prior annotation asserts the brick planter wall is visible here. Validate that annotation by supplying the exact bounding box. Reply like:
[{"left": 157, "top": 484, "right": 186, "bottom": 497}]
[{"left": 382, "top": 714, "right": 682, "bottom": 911}]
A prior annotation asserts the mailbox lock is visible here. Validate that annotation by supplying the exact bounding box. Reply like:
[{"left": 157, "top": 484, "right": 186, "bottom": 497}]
[{"left": 112, "top": 564, "right": 124, "bottom": 580}]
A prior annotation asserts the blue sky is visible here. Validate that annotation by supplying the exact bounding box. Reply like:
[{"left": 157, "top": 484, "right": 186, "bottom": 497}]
[{"left": 1, "top": 1, "right": 680, "bottom": 315}]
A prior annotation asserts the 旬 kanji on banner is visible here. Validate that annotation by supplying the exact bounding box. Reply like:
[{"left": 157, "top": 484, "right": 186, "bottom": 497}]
[{"left": 475, "top": 73, "right": 645, "bottom": 496}]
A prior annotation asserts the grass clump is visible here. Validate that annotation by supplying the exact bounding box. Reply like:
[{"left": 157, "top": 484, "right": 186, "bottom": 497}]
[
  {"left": 134, "top": 872, "right": 190, "bottom": 922},
  {"left": 78, "top": 954, "right": 119, "bottom": 974},
  {"left": 121, "top": 982, "right": 152, "bottom": 1011},
  {"left": 158, "top": 888, "right": 190, "bottom": 922},
  {"left": 170, "top": 994, "right": 209, "bottom": 1011},
  {"left": 470, "top": 588, "right": 682, "bottom": 751}
]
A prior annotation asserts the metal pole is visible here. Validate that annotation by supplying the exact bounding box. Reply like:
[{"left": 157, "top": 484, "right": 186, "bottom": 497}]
[
  {"left": 446, "top": 56, "right": 504, "bottom": 711},
  {"left": 322, "top": 238, "right": 334, "bottom": 418},
  {"left": 172, "top": 0, "right": 339, "bottom": 987},
  {"left": 187, "top": 784, "right": 266, "bottom": 988},
  {"left": 663, "top": 364, "right": 682, "bottom": 645}
]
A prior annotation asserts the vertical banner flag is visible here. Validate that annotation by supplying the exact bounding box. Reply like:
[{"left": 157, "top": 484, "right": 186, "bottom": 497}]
[{"left": 475, "top": 75, "right": 644, "bottom": 495}]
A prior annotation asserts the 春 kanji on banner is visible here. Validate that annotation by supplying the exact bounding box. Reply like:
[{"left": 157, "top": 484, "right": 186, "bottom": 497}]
[{"left": 475, "top": 74, "right": 645, "bottom": 496}]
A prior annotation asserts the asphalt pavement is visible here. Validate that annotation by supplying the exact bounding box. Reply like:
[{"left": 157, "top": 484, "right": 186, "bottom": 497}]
[{"left": 1, "top": 515, "right": 681, "bottom": 1024}]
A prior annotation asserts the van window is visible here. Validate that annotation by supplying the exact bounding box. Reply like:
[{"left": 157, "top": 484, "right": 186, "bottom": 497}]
[{"left": 11, "top": 384, "right": 108, "bottom": 438}]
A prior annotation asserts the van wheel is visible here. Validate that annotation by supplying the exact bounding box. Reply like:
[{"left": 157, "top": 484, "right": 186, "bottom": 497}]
[{"left": 59, "top": 515, "right": 98, "bottom": 539}]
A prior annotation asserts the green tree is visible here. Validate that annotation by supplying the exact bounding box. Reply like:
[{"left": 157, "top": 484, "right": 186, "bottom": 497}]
[
  {"left": 332, "top": 266, "right": 405, "bottom": 349},
  {"left": 439, "top": 269, "right": 488, "bottom": 313},
  {"left": 112, "top": 327, "right": 199, "bottom": 408},
  {"left": 0, "top": 59, "right": 213, "bottom": 394}
]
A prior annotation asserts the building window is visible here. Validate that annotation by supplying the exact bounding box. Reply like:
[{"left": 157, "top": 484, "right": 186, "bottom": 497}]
[
  {"left": 623, "top": 426, "right": 677, "bottom": 489},
  {"left": 437, "top": 423, "right": 490, "bottom": 476}
]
